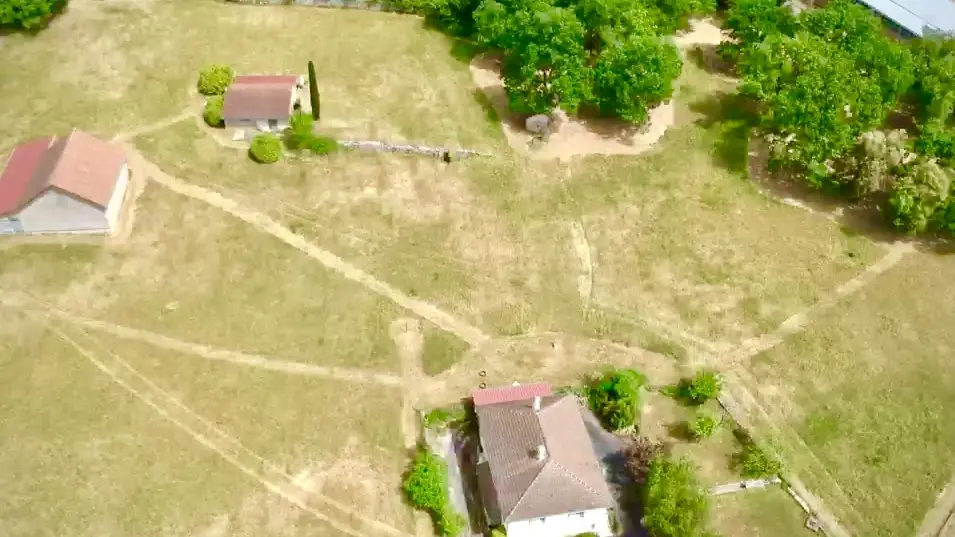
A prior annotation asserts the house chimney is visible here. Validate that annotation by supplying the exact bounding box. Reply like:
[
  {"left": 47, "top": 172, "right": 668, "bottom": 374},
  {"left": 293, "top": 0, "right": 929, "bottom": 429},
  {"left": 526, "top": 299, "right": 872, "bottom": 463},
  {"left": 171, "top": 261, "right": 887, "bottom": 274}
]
[
  {"left": 534, "top": 444, "right": 548, "bottom": 461},
  {"left": 533, "top": 396, "right": 541, "bottom": 411}
]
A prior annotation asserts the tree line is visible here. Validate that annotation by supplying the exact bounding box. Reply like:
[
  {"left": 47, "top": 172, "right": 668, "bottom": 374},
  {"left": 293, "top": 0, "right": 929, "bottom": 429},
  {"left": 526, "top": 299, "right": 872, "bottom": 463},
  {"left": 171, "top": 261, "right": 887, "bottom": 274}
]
[
  {"left": 398, "top": 0, "right": 716, "bottom": 124},
  {"left": 722, "top": 0, "right": 955, "bottom": 235}
]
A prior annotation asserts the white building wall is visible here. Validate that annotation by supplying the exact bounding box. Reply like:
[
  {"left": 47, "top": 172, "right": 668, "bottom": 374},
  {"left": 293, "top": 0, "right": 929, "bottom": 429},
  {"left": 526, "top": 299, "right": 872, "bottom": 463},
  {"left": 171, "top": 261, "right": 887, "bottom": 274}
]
[
  {"left": 16, "top": 190, "right": 109, "bottom": 234},
  {"left": 506, "top": 508, "right": 612, "bottom": 537},
  {"left": 104, "top": 163, "right": 130, "bottom": 232}
]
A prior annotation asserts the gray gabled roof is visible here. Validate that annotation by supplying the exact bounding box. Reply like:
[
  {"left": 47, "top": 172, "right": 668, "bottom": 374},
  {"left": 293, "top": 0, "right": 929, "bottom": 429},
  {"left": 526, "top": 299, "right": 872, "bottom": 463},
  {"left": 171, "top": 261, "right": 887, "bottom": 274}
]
[{"left": 856, "top": 0, "right": 955, "bottom": 36}]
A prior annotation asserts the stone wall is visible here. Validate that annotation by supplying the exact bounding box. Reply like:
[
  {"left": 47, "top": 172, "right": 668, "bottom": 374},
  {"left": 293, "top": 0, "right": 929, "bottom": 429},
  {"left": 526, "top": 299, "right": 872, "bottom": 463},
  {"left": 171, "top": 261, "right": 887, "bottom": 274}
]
[{"left": 338, "top": 140, "right": 492, "bottom": 160}]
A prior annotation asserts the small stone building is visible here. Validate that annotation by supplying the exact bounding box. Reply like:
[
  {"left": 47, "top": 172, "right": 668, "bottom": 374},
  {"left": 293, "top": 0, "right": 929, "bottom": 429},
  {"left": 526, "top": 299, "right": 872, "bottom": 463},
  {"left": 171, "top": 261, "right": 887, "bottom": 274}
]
[
  {"left": 0, "top": 130, "right": 130, "bottom": 235},
  {"left": 222, "top": 75, "right": 303, "bottom": 132}
]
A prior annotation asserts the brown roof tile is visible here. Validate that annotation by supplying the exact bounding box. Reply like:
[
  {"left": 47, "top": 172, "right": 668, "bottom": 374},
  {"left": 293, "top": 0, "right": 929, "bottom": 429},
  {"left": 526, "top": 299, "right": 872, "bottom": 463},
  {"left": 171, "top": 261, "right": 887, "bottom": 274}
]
[
  {"left": 234, "top": 75, "right": 300, "bottom": 85},
  {"left": 222, "top": 83, "right": 294, "bottom": 121},
  {"left": 473, "top": 383, "right": 553, "bottom": 406},
  {"left": 0, "top": 137, "right": 52, "bottom": 216},
  {"left": 475, "top": 392, "right": 614, "bottom": 523}
]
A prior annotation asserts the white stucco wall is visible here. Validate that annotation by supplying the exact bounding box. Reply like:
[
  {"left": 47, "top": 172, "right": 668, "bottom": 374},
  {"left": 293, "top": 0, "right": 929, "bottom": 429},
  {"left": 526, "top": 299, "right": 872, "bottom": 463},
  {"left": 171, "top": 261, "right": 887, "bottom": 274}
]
[
  {"left": 506, "top": 508, "right": 612, "bottom": 537},
  {"left": 17, "top": 190, "right": 109, "bottom": 234},
  {"left": 105, "top": 162, "right": 130, "bottom": 232}
]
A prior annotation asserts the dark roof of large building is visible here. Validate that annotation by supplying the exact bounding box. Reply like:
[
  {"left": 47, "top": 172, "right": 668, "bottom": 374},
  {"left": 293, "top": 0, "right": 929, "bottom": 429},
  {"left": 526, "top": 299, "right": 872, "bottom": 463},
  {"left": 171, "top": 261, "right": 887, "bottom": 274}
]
[
  {"left": 0, "top": 130, "right": 126, "bottom": 216},
  {"left": 222, "top": 78, "right": 295, "bottom": 121},
  {"left": 474, "top": 388, "right": 614, "bottom": 523}
]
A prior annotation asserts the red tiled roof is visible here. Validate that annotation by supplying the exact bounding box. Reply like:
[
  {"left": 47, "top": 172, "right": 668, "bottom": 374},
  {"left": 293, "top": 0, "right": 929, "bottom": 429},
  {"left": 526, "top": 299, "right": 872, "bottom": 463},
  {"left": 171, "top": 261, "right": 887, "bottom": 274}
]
[
  {"left": 472, "top": 383, "right": 552, "bottom": 406},
  {"left": 0, "top": 137, "right": 52, "bottom": 216},
  {"left": 233, "top": 75, "right": 300, "bottom": 85},
  {"left": 222, "top": 84, "right": 294, "bottom": 121},
  {"left": 0, "top": 130, "right": 126, "bottom": 215}
]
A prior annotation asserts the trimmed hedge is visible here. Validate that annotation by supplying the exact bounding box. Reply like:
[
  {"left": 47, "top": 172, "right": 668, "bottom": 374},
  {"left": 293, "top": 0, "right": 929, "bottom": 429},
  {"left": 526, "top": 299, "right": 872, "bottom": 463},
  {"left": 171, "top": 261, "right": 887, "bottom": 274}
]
[
  {"left": 249, "top": 134, "right": 282, "bottom": 164},
  {"left": 203, "top": 96, "right": 224, "bottom": 128},
  {"left": 197, "top": 64, "right": 234, "bottom": 96}
]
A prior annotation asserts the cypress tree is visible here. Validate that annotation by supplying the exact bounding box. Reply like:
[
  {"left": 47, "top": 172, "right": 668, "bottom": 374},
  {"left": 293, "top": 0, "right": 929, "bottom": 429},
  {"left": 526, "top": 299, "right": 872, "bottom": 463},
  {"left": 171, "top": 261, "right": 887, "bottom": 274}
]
[{"left": 307, "top": 60, "right": 320, "bottom": 121}]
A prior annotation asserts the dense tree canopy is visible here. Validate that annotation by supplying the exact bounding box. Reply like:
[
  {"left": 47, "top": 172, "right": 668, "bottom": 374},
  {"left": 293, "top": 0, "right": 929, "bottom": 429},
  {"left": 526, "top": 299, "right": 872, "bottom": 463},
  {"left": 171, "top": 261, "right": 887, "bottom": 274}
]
[
  {"left": 0, "top": 0, "right": 64, "bottom": 29},
  {"left": 720, "top": 0, "right": 796, "bottom": 61},
  {"left": 587, "top": 368, "right": 648, "bottom": 430},
  {"left": 642, "top": 456, "right": 712, "bottom": 537},
  {"left": 591, "top": 35, "right": 682, "bottom": 123}
]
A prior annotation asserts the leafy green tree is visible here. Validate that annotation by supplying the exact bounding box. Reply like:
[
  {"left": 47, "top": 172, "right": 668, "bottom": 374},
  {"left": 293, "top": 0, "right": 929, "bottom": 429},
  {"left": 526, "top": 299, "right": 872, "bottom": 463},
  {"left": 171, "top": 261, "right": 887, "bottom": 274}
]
[
  {"left": 916, "top": 119, "right": 955, "bottom": 164},
  {"left": 308, "top": 60, "right": 320, "bottom": 120},
  {"left": 422, "top": 0, "right": 483, "bottom": 36},
  {"left": 197, "top": 64, "right": 234, "bottom": 96},
  {"left": 473, "top": 0, "right": 511, "bottom": 48},
  {"left": 587, "top": 368, "right": 648, "bottom": 430},
  {"left": 649, "top": 0, "right": 716, "bottom": 35},
  {"left": 738, "top": 443, "right": 782, "bottom": 478},
  {"left": 202, "top": 96, "right": 224, "bottom": 128},
  {"left": 498, "top": 2, "right": 590, "bottom": 115},
  {"left": 249, "top": 134, "right": 282, "bottom": 164},
  {"left": 720, "top": 0, "right": 797, "bottom": 61},
  {"left": 0, "top": 0, "right": 64, "bottom": 29},
  {"left": 681, "top": 370, "right": 722, "bottom": 404},
  {"left": 642, "top": 456, "right": 711, "bottom": 537},
  {"left": 591, "top": 35, "right": 682, "bottom": 124},
  {"left": 284, "top": 112, "right": 315, "bottom": 150},
  {"left": 561, "top": 0, "right": 658, "bottom": 50},
  {"left": 403, "top": 448, "right": 448, "bottom": 512},
  {"left": 911, "top": 38, "right": 955, "bottom": 123},
  {"left": 688, "top": 409, "right": 720, "bottom": 440},
  {"left": 887, "top": 160, "right": 954, "bottom": 234},
  {"left": 740, "top": 33, "right": 885, "bottom": 187}
]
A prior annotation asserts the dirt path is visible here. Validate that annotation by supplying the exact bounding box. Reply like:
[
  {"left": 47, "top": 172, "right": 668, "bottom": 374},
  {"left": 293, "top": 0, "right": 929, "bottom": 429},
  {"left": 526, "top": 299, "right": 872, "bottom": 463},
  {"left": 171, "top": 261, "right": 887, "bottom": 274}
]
[
  {"left": 112, "top": 108, "right": 194, "bottom": 142},
  {"left": 709, "top": 241, "right": 914, "bottom": 368},
  {"left": 123, "top": 145, "right": 491, "bottom": 347},
  {"left": 568, "top": 221, "right": 594, "bottom": 304},
  {"left": 35, "top": 305, "right": 403, "bottom": 385},
  {"left": 917, "top": 473, "right": 955, "bottom": 537},
  {"left": 391, "top": 318, "right": 426, "bottom": 448},
  {"left": 46, "top": 319, "right": 415, "bottom": 537}
]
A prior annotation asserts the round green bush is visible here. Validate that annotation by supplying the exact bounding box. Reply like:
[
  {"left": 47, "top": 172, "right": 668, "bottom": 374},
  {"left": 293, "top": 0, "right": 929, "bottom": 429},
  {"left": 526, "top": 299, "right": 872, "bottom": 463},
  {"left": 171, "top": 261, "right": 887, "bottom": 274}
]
[
  {"left": 688, "top": 409, "right": 720, "bottom": 440},
  {"left": 202, "top": 96, "right": 224, "bottom": 128},
  {"left": 683, "top": 370, "right": 723, "bottom": 404},
  {"left": 197, "top": 64, "right": 234, "bottom": 96},
  {"left": 307, "top": 134, "right": 339, "bottom": 155},
  {"left": 249, "top": 134, "right": 282, "bottom": 164}
]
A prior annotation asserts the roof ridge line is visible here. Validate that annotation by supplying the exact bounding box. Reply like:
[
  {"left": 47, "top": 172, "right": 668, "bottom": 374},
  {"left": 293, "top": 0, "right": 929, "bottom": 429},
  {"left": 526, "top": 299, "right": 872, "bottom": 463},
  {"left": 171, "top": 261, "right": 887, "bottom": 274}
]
[
  {"left": 503, "top": 460, "right": 550, "bottom": 523},
  {"left": 548, "top": 458, "right": 607, "bottom": 502}
]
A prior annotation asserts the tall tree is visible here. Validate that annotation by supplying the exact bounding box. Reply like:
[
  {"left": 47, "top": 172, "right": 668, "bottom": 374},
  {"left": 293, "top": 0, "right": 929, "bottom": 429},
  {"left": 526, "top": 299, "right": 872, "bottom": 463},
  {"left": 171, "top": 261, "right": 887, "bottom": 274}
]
[
  {"left": 307, "top": 60, "right": 320, "bottom": 121},
  {"left": 720, "top": 0, "right": 797, "bottom": 62},
  {"left": 642, "top": 455, "right": 711, "bottom": 537},
  {"left": 590, "top": 35, "right": 682, "bottom": 124}
]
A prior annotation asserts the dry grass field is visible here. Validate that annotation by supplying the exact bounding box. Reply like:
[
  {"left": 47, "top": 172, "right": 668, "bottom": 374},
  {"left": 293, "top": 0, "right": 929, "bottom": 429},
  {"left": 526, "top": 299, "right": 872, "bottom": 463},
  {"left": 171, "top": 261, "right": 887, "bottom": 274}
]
[{"left": 1, "top": 1, "right": 953, "bottom": 537}]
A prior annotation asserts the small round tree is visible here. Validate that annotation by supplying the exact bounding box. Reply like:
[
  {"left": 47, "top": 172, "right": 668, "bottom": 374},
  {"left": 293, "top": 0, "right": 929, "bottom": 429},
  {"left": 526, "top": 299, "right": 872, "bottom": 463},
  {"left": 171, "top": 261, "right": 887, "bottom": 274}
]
[
  {"left": 197, "top": 64, "right": 234, "bottom": 96},
  {"left": 249, "top": 134, "right": 282, "bottom": 164},
  {"left": 202, "top": 96, "right": 224, "bottom": 128},
  {"left": 587, "top": 368, "right": 648, "bottom": 431},
  {"left": 739, "top": 443, "right": 783, "bottom": 478},
  {"left": 688, "top": 409, "right": 720, "bottom": 440},
  {"left": 683, "top": 370, "right": 723, "bottom": 404}
]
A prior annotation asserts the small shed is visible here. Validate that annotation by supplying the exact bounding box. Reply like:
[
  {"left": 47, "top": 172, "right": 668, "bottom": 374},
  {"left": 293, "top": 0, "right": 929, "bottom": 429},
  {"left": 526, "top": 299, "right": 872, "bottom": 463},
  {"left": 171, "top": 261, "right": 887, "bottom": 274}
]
[
  {"left": 0, "top": 130, "right": 129, "bottom": 235},
  {"left": 222, "top": 75, "right": 302, "bottom": 132}
]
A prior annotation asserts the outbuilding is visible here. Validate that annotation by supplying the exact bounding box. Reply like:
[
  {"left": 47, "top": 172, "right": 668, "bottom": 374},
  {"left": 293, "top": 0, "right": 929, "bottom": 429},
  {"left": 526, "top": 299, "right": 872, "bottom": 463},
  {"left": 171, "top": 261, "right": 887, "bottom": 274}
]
[
  {"left": 0, "top": 130, "right": 130, "bottom": 235},
  {"left": 222, "top": 75, "right": 303, "bottom": 132}
]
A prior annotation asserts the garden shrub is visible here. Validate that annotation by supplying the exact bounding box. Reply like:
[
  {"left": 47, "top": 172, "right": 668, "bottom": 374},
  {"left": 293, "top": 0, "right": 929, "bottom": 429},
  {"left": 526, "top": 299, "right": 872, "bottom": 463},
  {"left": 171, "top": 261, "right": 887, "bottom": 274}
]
[
  {"left": 403, "top": 447, "right": 462, "bottom": 536},
  {"left": 284, "top": 112, "right": 339, "bottom": 155},
  {"left": 738, "top": 442, "right": 782, "bottom": 478},
  {"left": 688, "top": 409, "right": 720, "bottom": 440},
  {"left": 624, "top": 436, "right": 666, "bottom": 486},
  {"left": 307, "top": 134, "right": 339, "bottom": 155},
  {"left": 197, "top": 64, "right": 234, "bottom": 96},
  {"left": 202, "top": 96, "right": 224, "bottom": 128},
  {"left": 681, "top": 369, "right": 722, "bottom": 404},
  {"left": 249, "top": 134, "right": 282, "bottom": 164},
  {"left": 642, "top": 455, "right": 711, "bottom": 537},
  {"left": 587, "top": 368, "right": 648, "bottom": 431}
]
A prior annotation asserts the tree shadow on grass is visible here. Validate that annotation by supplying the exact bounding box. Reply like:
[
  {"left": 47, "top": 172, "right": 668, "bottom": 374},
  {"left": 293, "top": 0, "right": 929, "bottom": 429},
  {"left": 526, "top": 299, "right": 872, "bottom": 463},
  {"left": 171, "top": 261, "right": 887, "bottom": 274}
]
[
  {"left": 687, "top": 90, "right": 755, "bottom": 175},
  {"left": 685, "top": 44, "right": 737, "bottom": 79}
]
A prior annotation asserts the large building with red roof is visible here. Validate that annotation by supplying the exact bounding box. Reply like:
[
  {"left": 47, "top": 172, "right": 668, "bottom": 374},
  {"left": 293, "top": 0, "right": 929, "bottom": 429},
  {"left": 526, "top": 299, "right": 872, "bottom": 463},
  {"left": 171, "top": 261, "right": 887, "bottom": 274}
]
[{"left": 0, "top": 130, "right": 129, "bottom": 235}]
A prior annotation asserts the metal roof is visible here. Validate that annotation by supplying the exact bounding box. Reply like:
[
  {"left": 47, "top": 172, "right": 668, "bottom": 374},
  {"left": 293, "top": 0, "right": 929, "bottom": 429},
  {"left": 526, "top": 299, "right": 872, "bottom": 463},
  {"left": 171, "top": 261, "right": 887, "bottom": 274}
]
[{"left": 856, "top": 0, "right": 955, "bottom": 36}]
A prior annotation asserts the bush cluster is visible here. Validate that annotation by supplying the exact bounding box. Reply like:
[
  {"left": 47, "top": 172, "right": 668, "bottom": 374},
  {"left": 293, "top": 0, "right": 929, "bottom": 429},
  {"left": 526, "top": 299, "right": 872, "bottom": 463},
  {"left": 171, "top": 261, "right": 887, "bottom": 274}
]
[
  {"left": 284, "top": 112, "right": 339, "bottom": 156},
  {"left": 249, "top": 133, "right": 282, "bottom": 164},
  {"left": 202, "top": 96, "right": 224, "bottom": 128},
  {"left": 197, "top": 64, "right": 234, "bottom": 96},
  {"left": 403, "top": 448, "right": 466, "bottom": 537},
  {"left": 587, "top": 368, "right": 648, "bottom": 431},
  {"left": 724, "top": 0, "right": 955, "bottom": 235}
]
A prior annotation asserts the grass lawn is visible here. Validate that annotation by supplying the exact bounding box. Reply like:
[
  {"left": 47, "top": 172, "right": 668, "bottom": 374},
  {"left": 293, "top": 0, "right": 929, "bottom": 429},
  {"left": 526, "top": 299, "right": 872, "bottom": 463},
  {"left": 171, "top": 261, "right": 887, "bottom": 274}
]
[
  {"left": 746, "top": 253, "right": 955, "bottom": 537},
  {"left": 711, "top": 487, "right": 817, "bottom": 537},
  {"left": 0, "top": 0, "right": 502, "bottom": 151},
  {"left": 421, "top": 323, "right": 471, "bottom": 375},
  {"left": 0, "top": 319, "right": 343, "bottom": 537}
]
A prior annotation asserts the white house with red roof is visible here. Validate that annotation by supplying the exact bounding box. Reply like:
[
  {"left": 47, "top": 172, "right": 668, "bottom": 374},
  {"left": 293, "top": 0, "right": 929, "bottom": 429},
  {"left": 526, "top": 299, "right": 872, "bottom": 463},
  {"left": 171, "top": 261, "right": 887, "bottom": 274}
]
[
  {"left": 222, "top": 75, "right": 304, "bottom": 132},
  {"left": 0, "top": 130, "right": 129, "bottom": 235}
]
